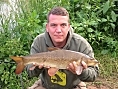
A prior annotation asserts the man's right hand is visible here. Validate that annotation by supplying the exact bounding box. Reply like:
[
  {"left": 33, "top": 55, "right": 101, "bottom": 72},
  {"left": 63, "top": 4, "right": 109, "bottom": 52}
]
[
  {"left": 29, "top": 63, "right": 58, "bottom": 76},
  {"left": 29, "top": 63, "right": 44, "bottom": 70}
]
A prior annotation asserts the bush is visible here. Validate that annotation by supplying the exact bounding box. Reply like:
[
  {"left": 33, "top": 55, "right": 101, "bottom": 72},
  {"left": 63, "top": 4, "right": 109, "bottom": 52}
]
[{"left": 70, "top": 0, "right": 118, "bottom": 57}]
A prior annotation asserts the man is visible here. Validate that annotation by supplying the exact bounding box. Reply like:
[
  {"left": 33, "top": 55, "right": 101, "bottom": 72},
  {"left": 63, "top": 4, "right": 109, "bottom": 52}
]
[{"left": 26, "top": 7, "right": 99, "bottom": 89}]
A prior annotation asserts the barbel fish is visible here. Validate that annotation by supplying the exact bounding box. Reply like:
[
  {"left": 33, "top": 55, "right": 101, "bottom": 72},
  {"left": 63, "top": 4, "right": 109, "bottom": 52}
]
[{"left": 10, "top": 48, "right": 98, "bottom": 74}]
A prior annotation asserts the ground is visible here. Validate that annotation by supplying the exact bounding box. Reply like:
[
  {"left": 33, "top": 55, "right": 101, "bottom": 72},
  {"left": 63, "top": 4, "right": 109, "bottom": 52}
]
[
  {"left": 27, "top": 75, "right": 118, "bottom": 89},
  {"left": 86, "top": 76, "right": 118, "bottom": 89}
]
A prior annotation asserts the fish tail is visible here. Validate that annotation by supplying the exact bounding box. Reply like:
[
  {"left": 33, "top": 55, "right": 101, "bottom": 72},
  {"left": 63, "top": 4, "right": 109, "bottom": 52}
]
[{"left": 10, "top": 56, "right": 25, "bottom": 74}]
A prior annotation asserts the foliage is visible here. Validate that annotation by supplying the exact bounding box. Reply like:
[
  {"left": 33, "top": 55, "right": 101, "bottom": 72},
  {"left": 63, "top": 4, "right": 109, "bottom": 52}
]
[
  {"left": 70, "top": 0, "right": 118, "bottom": 78},
  {"left": 0, "top": 0, "right": 70, "bottom": 88},
  {"left": 0, "top": 0, "right": 118, "bottom": 88},
  {"left": 70, "top": 0, "right": 118, "bottom": 57}
]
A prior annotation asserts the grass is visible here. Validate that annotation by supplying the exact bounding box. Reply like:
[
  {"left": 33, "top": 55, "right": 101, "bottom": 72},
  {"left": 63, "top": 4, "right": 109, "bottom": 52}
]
[
  {"left": 95, "top": 50, "right": 118, "bottom": 78},
  {"left": 86, "top": 51, "right": 118, "bottom": 89}
]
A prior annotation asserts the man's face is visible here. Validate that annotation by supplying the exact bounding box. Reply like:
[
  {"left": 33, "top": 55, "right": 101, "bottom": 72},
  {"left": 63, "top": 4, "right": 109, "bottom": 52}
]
[{"left": 46, "top": 14, "right": 70, "bottom": 43}]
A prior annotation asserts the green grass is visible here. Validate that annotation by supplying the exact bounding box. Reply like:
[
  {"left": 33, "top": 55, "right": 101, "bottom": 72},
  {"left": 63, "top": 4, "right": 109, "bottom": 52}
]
[{"left": 95, "top": 50, "right": 118, "bottom": 78}]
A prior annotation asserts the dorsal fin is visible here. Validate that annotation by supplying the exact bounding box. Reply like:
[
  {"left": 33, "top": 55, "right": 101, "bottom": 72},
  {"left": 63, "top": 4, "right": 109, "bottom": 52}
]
[{"left": 48, "top": 47, "right": 61, "bottom": 51}]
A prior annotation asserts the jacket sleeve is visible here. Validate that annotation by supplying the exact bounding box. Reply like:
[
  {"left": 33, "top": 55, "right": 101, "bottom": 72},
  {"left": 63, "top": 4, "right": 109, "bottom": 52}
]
[
  {"left": 78, "top": 38, "right": 99, "bottom": 82},
  {"left": 26, "top": 64, "right": 44, "bottom": 77},
  {"left": 78, "top": 66, "right": 99, "bottom": 82}
]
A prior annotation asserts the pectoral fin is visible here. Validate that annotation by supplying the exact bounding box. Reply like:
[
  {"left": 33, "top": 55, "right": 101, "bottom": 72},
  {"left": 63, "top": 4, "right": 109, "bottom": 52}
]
[{"left": 48, "top": 67, "right": 59, "bottom": 76}]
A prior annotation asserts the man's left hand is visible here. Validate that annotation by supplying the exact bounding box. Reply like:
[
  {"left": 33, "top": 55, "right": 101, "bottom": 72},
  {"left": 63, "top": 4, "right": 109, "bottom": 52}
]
[{"left": 67, "top": 61, "right": 87, "bottom": 75}]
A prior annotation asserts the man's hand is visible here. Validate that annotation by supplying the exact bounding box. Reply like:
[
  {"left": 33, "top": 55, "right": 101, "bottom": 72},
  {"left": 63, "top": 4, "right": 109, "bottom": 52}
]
[
  {"left": 29, "top": 63, "right": 44, "bottom": 70},
  {"left": 29, "top": 61, "right": 87, "bottom": 76},
  {"left": 67, "top": 61, "right": 87, "bottom": 75},
  {"left": 47, "top": 61, "right": 87, "bottom": 76},
  {"left": 29, "top": 63, "right": 58, "bottom": 76}
]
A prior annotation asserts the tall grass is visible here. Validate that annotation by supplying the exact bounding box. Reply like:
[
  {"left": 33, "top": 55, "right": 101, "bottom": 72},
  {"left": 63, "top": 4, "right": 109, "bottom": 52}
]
[{"left": 95, "top": 50, "right": 118, "bottom": 78}]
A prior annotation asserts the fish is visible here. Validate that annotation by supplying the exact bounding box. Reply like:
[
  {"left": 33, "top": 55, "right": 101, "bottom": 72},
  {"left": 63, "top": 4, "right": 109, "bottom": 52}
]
[{"left": 10, "top": 48, "right": 99, "bottom": 74}]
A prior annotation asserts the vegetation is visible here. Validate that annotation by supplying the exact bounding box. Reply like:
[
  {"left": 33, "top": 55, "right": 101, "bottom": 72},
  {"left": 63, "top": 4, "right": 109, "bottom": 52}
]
[{"left": 0, "top": 0, "right": 118, "bottom": 89}]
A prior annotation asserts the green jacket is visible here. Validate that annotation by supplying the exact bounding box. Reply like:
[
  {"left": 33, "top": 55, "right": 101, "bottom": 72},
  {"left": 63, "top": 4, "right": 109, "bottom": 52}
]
[{"left": 26, "top": 28, "right": 99, "bottom": 89}]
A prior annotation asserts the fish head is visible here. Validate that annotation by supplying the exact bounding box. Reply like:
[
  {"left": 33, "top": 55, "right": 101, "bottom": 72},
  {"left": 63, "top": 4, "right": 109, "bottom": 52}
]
[
  {"left": 87, "top": 58, "right": 99, "bottom": 66},
  {"left": 82, "top": 55, "right": 99, "bottom": 66}
]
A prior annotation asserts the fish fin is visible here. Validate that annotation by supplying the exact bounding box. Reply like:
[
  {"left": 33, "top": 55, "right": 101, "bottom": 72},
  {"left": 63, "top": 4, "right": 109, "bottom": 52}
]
[
  {"left": 48, "top": 67, "right": 59, "bottom": 76},
  {"left": 10, "top": 56, "right": 24, "bottom": 74},
  {"left": 15, "top": 62, "right": 24, "bottom": 74},
  {"left": 75, "top": 65, "right": 83, "bottom": 75},
  {"left": 48, "top": 47, "right": 60, "bottom": 51}
]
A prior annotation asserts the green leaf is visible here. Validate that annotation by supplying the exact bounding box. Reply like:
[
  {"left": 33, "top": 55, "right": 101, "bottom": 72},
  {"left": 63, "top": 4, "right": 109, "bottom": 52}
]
[
  {"left": 101, "top": 18, "right": 107, "bottom": 22},
  {"left": 103, "top": 1, "right": 110, "bottom": 14},
  {"left": 85, "top": 4, "right": 91, "bottom": 10},
  {"left": 88, "top": 28, "right": 94, "bottom": 32},
  {"left": 0, "top": 64, "right": 4, "bottom": 74},
  {"left": 101, "top": 50, "right": 109, "bottom": 54},
  {"left": 110, "top": 23, "right": 115, "bottom": 29},
  {"left": 111, "top": 11, "right": 117, "bottom": 22}
]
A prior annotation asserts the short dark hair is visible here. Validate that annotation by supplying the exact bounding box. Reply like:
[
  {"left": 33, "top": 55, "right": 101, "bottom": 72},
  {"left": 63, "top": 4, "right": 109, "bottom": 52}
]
[{"left": 47, "top": 7, "right": 70, "bottom": 22}]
